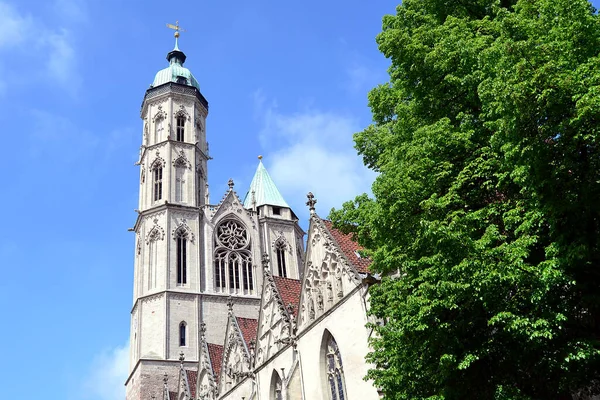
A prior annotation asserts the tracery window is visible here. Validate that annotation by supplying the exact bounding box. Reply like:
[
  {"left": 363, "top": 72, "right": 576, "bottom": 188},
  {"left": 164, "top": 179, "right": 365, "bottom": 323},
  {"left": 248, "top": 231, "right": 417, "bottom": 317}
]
[
  {"left": 324, "top": 333, "right": 346, "bottom": 400},
  {"left": 152, "top": 164, "right": 163, "bottom": 202},
  {"left": 275, "top": 241, "right": 287, "bottom": 278},
  {"left": 270, "top": 370, "right": 283, "bottom": 400},
  {"left": 176, "top": 115, "right": 185, "bottom": 141},
  {"left": 213, "top": 219, "right": 253, "bottom": 294}
]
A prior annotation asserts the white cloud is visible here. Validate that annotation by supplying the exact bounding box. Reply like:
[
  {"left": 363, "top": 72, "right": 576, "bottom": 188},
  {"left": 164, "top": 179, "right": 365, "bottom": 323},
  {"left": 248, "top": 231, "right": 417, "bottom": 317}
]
[
  {"left": 0, "top": 1, "right": 81, "bottom": 93},
  {"left": 44, "top": 28, "right": 79, "bottom": 89},
  {"left": 82, "top": 343, "right": 129, "bottom": 400},
  {"left": 256, "top": 94, "right": 375, "bottom": 216},
  {"left": 0, "top": 2, "right": 34, "bottom": 48}
]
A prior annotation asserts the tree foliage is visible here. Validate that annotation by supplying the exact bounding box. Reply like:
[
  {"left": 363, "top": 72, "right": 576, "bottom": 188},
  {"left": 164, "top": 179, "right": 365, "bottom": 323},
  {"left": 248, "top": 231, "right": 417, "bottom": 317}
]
[{"left": 330, "top": 0, "right": 600, "bottom": 398}]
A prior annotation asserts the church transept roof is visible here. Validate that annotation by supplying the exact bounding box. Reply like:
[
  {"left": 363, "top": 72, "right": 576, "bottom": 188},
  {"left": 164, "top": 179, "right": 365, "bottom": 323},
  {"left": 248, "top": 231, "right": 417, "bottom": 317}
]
[{"left": 243, "top": 159, "right": 290, "bottom": 209}]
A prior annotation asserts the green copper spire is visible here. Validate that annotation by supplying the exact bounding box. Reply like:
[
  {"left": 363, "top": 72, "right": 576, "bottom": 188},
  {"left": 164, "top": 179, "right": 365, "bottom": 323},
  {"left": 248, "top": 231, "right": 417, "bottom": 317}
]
[
  {"left": 243, "top": 157, "right": 290, "bottom": 209},
  {"left": 151, "top": 21, "right": 200, "bottom": 90}
]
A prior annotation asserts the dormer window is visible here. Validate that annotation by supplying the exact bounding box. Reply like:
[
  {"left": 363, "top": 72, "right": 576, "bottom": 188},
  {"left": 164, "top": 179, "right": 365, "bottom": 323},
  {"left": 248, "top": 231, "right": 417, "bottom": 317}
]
[
  {"left": 176, "top": 116, "right": 185, "bottom": 142},
  {"left": 272, "top": 206, "right": 281, "bottom": 216},
  {"left": 176, "top": 76, "right": 187, "bottom": 85}
]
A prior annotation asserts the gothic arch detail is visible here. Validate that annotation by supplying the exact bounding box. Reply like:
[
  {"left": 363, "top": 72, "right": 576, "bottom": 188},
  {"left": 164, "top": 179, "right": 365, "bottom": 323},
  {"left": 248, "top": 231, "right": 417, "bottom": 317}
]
[
  {"left": 172, "top": 220, "right": 195, "bottom": 243},
  {"left": 153, "top": 104, "right": 167, "bottom": 122},
  {"left": 321, "top": 331, "right": 346, "bottom": 400},
  {"left": 150, "top": 151, "right": 165, "bottom": 170},
  {"left": 174, "top": 104, "right": 191, "bottom": 121},
  {"left": 172, "top": 150, "right": 192, "bottom": 169},
  {"left": 145, "top": 222, "right": 165, "bottom": 244},
  {"left": 213, "top": 219, "right": 254, "bottom": 293}
]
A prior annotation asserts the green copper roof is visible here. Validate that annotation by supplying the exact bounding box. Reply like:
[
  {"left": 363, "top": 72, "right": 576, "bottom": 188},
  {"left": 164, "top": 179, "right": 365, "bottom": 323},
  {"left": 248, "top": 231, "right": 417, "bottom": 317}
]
[
  {"left": 151, "top": 41, "right": 201, "bottom": 90},
  {"left": 243, "top": 161, "right": 290, "bottom": 209}
]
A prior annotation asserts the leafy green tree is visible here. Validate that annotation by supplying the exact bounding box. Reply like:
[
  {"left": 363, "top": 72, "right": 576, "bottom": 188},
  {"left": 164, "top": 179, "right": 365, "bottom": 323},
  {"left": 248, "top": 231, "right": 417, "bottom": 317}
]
[{"left": 330, "top": 0, "right": 600, "bottom": 398}]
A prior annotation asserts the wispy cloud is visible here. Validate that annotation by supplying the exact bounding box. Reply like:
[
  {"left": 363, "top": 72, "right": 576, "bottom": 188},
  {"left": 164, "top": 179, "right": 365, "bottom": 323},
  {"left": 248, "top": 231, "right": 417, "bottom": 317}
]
[
  {"left": 44, "top": 28, "right": 80, "bottom": 91},
  {"left": 82, "top": 343, "right": 129, "bottom": 400},
  {"left": 0, "top": 1, "right": 82, "bottom": 94},
  {"left": 0, "top": 2, "right": 34, "bottom": 48},
  {"left": 255, "top": 91, "right": 375, "bottom": 216}
]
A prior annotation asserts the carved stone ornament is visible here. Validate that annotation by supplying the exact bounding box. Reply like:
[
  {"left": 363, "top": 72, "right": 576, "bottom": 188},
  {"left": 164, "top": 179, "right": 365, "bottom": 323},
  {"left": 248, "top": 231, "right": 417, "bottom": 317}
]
[
  {"left": 146, "top": 219, "right": 165, "bottom": 243},
  {"left": 174, "top": 104, "right": 191, "bottom": 121},
  {"left": 172, "top": 149, "right": 192, "bottom": 169},
  {"left": 172, "top": 219, "right": 195, "bottom": 243},
  {"left": 141, "top": 292, "right": 164, "bottom": 304},
  {"left": 153, "top": 104, "right": 167, "bottom": 122},
  {"left": 150, "top": 150, "right": 165, "bottom": 169}
]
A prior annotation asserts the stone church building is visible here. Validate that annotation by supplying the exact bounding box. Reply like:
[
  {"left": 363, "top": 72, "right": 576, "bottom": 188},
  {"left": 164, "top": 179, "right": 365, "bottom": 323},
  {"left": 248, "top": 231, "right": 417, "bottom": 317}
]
[{"left": 124, "top": 33, "right": 380, "bottom": 400}]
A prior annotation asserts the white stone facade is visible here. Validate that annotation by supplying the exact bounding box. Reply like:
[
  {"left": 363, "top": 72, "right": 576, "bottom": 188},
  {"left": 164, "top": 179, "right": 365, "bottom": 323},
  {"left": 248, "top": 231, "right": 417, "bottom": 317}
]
[{"left": 126, "top": 42, "right": 379, "bottom": 400}]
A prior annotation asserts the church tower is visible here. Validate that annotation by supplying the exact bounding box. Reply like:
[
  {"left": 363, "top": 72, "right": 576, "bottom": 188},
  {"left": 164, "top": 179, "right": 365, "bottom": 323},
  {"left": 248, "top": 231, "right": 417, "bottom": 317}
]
[{"left": 126, "top": 26, "right": 305, "bottom": 400}]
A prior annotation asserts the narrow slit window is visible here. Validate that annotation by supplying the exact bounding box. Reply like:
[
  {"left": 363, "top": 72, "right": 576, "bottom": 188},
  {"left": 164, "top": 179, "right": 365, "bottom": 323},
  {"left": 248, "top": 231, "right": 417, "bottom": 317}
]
[
  {"left": 276, "top": 244, "right": 287, "bottom": 278},
  {"left": 155, "top": 118, "right": 164, "bottom": 143},
  {"left": 179, "top": 322, "right": 186, "bottom": 346},
  {"left": 176, "top": 116, "right": 185, "bottom": 142},
  {"left": 153, "top": 166, "right": 163, "bottom": 201},
  {"left": 176, "top": 236, "right": 187, "bottom": 285}
]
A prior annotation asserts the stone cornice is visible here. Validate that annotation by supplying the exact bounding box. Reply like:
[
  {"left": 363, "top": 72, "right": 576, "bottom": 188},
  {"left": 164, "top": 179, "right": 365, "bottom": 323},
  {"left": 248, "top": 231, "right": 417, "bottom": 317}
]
[
  {"left": 141, "top": 82, "right": 208, "bottom": 117},
  {"left": 132, "top": 204, "right": 201, "bottom": 232},
  {"left": 137, "top": 140, "right": 210, "bottom": 166},
  {"left": 124, "top": 357, "right": 198, "bottom": 385},
  {"left": 130, "top": 290, "right": 261, "bottom": 314}
]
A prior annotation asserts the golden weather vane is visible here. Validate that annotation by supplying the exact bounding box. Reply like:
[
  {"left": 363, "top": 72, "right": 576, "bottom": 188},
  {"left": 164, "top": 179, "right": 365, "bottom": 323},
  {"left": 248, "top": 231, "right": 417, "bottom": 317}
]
[{"left": 166, "top": 21, "right": 186, "bottom": 38}]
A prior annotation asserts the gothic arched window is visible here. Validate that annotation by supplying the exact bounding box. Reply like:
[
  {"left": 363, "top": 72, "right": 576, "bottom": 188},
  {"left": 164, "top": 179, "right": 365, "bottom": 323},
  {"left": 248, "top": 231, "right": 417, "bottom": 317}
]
[
  {"left": 270, "top": 370, "right": 283, "bottom": 400},
  {"left": 176, "top": 115, "right": 185, "bottom": 141},
  {"left": 213, "top": 219, "right": 253, "bottom": 294},
  {"left": 179, "top": 322, "right": 186, "bottom": 346},
  {"left": 174, "top": 158, "right": 187, "bottom": 203},
  {"left": 275, "top": 240, "right": 287, "bottom": 278},
  {"left": 152, "top": 164, "right": 163, "bottom": 202},
  {"left": 155, "top": 116, "right": 164, "bottom": 144},
  {"left": 323, "top": 332, "right": 346, "bottom": 400},
  {"left": 147, "top": 230, "right": 160, "bottom": 290},
  {"left": 176, "top": 231, "right": 188, "bottom": 285}
]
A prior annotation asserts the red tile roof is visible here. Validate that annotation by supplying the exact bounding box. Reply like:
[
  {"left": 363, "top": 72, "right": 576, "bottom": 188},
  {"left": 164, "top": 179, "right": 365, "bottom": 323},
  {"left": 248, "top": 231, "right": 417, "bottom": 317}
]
[
  {"left": 185, "top": 369, "right": 197, "bottom": 399},
  {"left": 323, "top": 220, "right": 371, "bottom": 273},
  {"left": 272, "top": 275, "right": 302, "bottom": 317},
  {"left": 236, "top": 317, "right": 258, "bottom": 349},
  {"left": 207, "top": 343, "right": 224, "bottom": 384}
]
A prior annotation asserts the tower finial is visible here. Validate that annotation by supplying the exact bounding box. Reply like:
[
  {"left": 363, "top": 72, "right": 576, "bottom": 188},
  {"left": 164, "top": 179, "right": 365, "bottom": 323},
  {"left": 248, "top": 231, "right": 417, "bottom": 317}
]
[
  {"left": 306, "top": 192, "right": 317, "bottom": 214},
  {"left": 258, "top": 155, "right": 263, "bottom": 160},
  {"left": 179, "top": 351, "right": 185, "bottom": 365},
  {"left": 200, "top": 322, "right": 206, "bottom": 340},
  {"left": 228, "top": 178, "right": 234, "bottom": 190},
  {"left": 227, "top": 296, "right": 234, "bottom": 313},
  {"left": 261, "top": 253, "right": 270, "bottom": 269},
  {"left": 166, "top": 21, "right": 186, "bottom": 49}
]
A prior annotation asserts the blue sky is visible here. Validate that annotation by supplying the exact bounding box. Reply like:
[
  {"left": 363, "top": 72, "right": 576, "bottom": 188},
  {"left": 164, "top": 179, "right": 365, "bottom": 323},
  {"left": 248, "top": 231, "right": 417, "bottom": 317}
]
[
  {"left": 3, "top": 1, "right": 600, "bottom": 399},
  {"left": 0, "top": 1, "right": 397, "bottom": 399}
]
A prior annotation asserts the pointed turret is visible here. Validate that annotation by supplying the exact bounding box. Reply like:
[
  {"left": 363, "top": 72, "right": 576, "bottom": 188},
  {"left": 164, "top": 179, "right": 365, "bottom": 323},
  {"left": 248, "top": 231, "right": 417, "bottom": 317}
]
[{"left": 243, "top": 156, "right": 290, "bottom": 209}]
